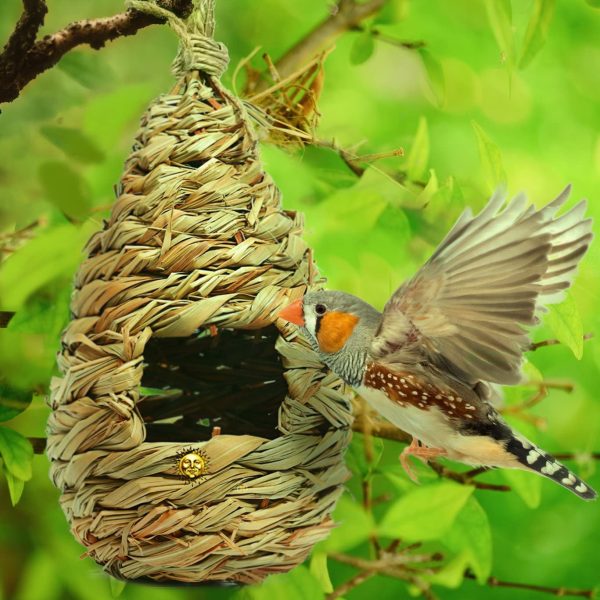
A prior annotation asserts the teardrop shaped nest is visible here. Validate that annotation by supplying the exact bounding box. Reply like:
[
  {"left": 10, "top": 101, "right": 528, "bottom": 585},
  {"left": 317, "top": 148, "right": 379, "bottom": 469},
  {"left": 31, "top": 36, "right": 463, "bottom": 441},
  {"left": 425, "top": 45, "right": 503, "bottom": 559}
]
[{"left": 46, "top": 68, "right": 352, "bottom": 584}]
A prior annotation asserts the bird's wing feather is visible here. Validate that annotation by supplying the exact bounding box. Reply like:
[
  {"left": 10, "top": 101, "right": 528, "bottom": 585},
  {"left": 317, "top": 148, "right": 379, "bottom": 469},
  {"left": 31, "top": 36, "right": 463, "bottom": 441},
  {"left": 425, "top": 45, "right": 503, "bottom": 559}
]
[{"left": 371, "top": 186, "right": 593, "bottom": 384}]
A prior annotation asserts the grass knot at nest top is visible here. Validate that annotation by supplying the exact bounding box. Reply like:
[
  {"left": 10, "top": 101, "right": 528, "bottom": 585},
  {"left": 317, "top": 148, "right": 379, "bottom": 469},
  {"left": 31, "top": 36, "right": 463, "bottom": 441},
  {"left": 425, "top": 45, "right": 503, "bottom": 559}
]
[{"left": 46, "top": 8, "right": 352, "bottom": 584}]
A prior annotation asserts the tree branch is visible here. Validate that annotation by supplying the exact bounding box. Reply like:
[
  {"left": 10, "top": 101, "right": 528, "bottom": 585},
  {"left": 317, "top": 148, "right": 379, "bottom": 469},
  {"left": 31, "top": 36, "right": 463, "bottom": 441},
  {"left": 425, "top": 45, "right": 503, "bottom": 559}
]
[
  {"left": 464, "top": 573, "right": 595, "bottom": 599},
  {"left": 330, "top": 554, "right": 595, "bottom": 599},
  {"left": 529, "top": 333, "right": 593, "bottom": 352},
  {"left": 0, "top": 0, "right": 193, "bottom": 104},
  {"left": 250, "top": 0, "right": 387, "bottom": 94},
  {"left": 1, "top": 0, "right": 47, "bottom": 81},
  {"left": 28, "top": 437, "right": 47, "bottom": 454},
  {"left": 0, "top": 312, "right": 15, "bottom": 328},
  {"left": 426, "top": 461, "right": 511, "bottom": 492},
  {"left": 326, "top": 570, "right": 376, "bottom": 600}
]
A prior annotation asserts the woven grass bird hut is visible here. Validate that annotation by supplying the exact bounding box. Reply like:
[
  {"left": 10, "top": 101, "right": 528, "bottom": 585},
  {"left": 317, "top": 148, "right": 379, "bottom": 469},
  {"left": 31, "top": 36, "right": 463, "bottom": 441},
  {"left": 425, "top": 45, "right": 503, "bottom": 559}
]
[{"left": 46, "top": 0, "right": 352, "bottom": 585}]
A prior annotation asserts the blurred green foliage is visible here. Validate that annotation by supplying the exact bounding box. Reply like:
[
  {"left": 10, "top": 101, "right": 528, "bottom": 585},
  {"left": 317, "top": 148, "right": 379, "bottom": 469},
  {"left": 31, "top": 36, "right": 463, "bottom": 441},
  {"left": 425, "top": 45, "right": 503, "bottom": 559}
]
[{"left": 1, "top": 0, "right": 599, "bottom": 599}]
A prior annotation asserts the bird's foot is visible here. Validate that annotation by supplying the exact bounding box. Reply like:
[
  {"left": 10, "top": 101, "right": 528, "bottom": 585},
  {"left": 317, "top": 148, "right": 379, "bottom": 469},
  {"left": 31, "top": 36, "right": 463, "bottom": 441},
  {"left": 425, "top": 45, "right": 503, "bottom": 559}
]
[{"left": 400, "top": 438, "right": 447, "bottom": 483}]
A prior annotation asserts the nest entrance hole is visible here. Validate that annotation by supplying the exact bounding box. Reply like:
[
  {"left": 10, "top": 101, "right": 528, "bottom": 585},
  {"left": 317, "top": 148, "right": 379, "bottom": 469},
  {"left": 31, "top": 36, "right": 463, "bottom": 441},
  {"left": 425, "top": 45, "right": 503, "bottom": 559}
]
[{"left": 138, "top": 326, "right": 286, "bottom": 442}]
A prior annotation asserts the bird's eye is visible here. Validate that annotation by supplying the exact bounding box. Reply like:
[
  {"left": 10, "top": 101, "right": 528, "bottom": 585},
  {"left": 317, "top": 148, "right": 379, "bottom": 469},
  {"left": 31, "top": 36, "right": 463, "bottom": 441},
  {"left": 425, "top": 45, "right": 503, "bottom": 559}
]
[{"left": 315, "top": 303, "right": 327, "bottom": 316}]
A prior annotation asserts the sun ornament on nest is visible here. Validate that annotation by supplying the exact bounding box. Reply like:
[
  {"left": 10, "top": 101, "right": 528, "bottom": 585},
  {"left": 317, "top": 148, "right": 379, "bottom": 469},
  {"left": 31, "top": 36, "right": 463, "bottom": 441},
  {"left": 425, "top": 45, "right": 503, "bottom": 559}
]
[{"left": 46, "top": 0, "right": 352, "bottom": 585}]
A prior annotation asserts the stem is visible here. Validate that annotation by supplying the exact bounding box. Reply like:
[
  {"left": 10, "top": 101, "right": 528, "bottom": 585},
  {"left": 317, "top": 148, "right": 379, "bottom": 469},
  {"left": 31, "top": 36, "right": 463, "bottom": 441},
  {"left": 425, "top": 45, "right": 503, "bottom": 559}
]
[
  {"left": 427, "top": 461, "right": 512, "bottom": 492},
  {"left": 553, "top": 452, "right": 600, "bottom": 461},
  {"left": 28, "top": 437, "right": 47, "bottom": 454},
  {"left": 251, "top": 0, "right": 387, "bottom": 94},
  {"left": 0, "top": 0, "right": 193, "bottom": 103},
  {"left": 465, "top": 573, "right": 595, "bottom": 599},
  {"left": 356, "top": 399, "right": 382, "bottom": 556},
  {"left": 0, "top": 312, "right": 15, "bottom": 328},
  {"left": 326, "top": 570, "right": 376, "bottom": 600},
  {"left": 529, "top": 333, "right": 593, "bottom": 352}
]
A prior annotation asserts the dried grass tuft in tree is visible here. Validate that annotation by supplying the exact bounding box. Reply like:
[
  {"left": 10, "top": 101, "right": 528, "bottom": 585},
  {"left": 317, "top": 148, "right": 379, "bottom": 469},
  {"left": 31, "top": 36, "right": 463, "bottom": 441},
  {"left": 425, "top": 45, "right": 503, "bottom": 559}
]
[{"left": 46, "top": 0, "right": 352, "bottom": 585}]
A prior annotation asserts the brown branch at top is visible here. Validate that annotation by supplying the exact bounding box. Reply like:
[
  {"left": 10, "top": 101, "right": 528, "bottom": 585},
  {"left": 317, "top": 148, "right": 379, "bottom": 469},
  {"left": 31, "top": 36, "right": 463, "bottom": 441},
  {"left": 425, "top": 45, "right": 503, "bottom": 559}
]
[
  {"left": 249, "top": 0, "right": 387, "bottom": 94},
  {"left": 0, "top": 0, "right": 193, "bottom": 104},
  {"left": 1, "top": 0, "right": 47, "bottom": 83}
]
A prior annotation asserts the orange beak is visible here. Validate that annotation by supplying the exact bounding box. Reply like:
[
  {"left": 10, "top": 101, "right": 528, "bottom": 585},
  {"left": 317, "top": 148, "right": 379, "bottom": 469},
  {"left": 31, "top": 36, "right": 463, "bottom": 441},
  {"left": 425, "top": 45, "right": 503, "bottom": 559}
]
[{"left": 278, "top": 298, "right": 305, "bottom": 326}]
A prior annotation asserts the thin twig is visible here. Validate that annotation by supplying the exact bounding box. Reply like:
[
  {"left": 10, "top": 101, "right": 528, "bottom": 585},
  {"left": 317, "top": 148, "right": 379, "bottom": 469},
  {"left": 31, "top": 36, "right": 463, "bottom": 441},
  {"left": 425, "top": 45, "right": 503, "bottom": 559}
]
[
  {"left": 330, "top": 552, "right": 443, "bottom": 571},
  {"left": 356, "top": 399, "right": 381, "bottom": 556},
  {"left": 352, "top": 25, "right": 426, "bottom": 50},
  {"left": 0, "top": 312, "right": 15, "bottom": 328},
  {"left": 0, "top": 0, "right": 193, "bottom": 103},
  {"left": 464, "top": 573, "right": 595, "bottom": 599},
  {"left": 28, "top": 437, "right": 47, "bottom": 454},
  {"left": 529, "top": 332, "right": 593, "bottom": 352},
  {"left": 427, "top": 461, "right": 512, "bottom": 492},
  {"left": 553, "top": 452, "right": 600, "bottom": 461},
  {"left": 312, "top": 137, "right": 404, "bottom": 177},
  {"left": 251, "top": 0, "right": 387, "bottom": 94},
  {"left": 326, "top": 570, "right": 376, "bottom": 600}
]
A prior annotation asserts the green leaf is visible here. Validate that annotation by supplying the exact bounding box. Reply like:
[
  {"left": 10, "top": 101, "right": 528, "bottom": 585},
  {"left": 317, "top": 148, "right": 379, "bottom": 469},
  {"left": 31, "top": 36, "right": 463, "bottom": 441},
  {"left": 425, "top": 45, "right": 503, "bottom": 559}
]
[
  {"left": 243, "top": 565, "right": 324, "bottom": 600},
  {"left": 519, "top": 0, "right": 556, "bottom": 68},
  {"left": 0, "top": 427, "right": 33, "bottom": 481},
  {"left": 419, "top": 49, "right": 445, "bottom": 106},
  {"left": 406, "top": 117, "right": 429, "bottom": 181},
  {"left": 309, "top": 167, "right": 400, "bottom": 237},
  {"left": 38, "top": 161, "right": 92, "bottom": 221},
  {"left": 316, "top": 494, "right": 375, "bottom": 552},
  {"left": 545, "top": 292, "right": 584, "bottom": 359},
  {"left": 346, "top": 433, "right": 384, "bottom": 478},
  {"left": 485, "top": 0, "right": 514, "bottom": 65},
  {"left": 14, "top": 550, "right": 62, "bottom": 600},
  {"left": 3, "top": 464, "right": 25, "bottom": 506},
  {"left": 472, "top": 121, "right": 506, "bottom": 192},
  {"left": 350, "top": 31, "right": 375, "bottom": 65},
  {"left": 109, "top": 578, "right": 126, "bottom": 598},
  {"left": 426, "top": 550, "right": 471, "bottom": 588},
  {"left": 0, "top": 222, "right": 94, "bottom": 310},
  {"left": 444, "top": 497, "right": 492, "bottom": 583},
  {"left": 0, "top": 381, "right": 32, "bottom": 422},
  {"left": 378, "top": 481, "right": 474, "bottom": 541},
  {"left": 586, "top": 0, "right": 600, "bottom": 7},
  {"left": 373, "top": 0, "right": 410, "bottom": 24},
  {"left": 57, "top": 51, "right": 114, "bottom": 90},
  {"left": 40, "top": 126, "right": 105, "bottom": 164},
  {"left": 309, "top": 552, "right": 333, "bottom": 594},
  {"left": 521, "top": 358, "right": 543, "bottom": 385},
  {"left": 502, "top": 468, "right": 542, "bottom": 508}
]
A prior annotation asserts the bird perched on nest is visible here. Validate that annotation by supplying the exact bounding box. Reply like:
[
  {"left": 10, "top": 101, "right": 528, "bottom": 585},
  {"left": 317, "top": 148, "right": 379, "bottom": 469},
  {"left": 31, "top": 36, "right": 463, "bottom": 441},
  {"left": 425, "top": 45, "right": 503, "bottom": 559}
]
[{"left": 279, "top": 186, "right": 596, "bottom": 500}]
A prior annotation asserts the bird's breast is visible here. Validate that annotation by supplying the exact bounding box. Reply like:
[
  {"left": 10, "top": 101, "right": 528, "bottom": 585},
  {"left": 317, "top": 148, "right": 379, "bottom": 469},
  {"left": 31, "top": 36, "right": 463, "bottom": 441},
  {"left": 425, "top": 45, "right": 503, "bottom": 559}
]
[
  {"left": 356, "top": 383, "right": 458, "bottom": 449},
  {"left": 357, "top": 362, "right": 521, "bottom": 467}
]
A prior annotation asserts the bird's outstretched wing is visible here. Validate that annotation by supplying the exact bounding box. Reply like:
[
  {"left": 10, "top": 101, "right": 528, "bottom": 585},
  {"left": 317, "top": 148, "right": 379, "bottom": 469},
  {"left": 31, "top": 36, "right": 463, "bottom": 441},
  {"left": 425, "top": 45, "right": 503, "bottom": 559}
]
[{"left": 371, "top": 186, "right": 592, "bottom": 385}]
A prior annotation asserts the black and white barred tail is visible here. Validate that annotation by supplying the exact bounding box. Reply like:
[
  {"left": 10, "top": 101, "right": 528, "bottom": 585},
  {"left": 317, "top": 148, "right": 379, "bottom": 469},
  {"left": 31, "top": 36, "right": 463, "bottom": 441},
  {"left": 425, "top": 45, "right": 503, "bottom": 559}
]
[{"left": 506, "top": 437, "right": 597, "bottom": 501}]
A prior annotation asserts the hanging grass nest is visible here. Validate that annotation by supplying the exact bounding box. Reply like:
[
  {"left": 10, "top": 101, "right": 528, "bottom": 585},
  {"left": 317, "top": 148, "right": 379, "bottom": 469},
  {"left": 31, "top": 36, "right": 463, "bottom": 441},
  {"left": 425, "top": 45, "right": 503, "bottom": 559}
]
[{"left": 46, "top": 1, "right": 352, "bottom": 585}]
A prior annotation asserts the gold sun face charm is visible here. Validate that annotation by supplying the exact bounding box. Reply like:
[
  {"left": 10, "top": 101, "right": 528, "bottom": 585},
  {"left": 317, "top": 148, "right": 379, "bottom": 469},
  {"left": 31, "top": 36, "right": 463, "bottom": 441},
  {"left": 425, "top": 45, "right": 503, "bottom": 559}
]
[{"left": 176, "top": 448, "right": 208, "bottom": 481}]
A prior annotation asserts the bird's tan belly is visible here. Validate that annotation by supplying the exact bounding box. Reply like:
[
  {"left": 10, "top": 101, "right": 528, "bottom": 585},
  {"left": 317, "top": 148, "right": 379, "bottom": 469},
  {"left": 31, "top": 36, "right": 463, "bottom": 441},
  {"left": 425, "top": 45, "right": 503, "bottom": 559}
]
[{"left": 355, "top": 385, "right": 519, "bottom": 468}]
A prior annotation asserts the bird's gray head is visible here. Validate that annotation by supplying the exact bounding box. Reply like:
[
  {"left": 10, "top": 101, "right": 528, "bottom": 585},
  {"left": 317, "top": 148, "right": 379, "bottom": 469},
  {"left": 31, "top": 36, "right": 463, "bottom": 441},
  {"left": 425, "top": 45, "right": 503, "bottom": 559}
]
[{"left": 279, "top": 290, "right": 382, "bottom": 386}]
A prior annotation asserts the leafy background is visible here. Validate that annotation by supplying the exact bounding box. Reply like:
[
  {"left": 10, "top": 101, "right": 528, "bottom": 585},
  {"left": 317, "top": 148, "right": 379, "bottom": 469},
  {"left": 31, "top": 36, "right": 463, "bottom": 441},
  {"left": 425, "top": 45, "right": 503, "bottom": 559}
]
[{"left": 1, "top": 0, "right": 600, "bottom": 599}]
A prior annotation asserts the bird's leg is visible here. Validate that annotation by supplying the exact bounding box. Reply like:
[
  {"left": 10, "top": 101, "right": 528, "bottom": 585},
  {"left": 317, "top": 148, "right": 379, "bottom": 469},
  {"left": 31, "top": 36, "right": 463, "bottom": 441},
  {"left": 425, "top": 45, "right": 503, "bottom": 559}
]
[
  {"left": 400, "top": 437, "right": 421, "bottom": 483},
  {"left": 400, "top": 437, "right": 447, "bottom": 483}
]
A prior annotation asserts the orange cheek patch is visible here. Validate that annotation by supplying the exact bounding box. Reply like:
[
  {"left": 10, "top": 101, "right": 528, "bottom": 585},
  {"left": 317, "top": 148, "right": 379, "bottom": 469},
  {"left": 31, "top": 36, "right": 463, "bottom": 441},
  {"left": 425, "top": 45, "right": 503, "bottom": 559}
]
[{"left": 317, "top": 311, "right": 359, "bottom": 354}]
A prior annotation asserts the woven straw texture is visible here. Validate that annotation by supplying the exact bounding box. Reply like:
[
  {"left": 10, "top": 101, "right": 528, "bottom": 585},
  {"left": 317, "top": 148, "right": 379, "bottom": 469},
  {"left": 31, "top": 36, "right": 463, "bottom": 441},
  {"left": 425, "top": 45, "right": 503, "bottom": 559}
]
[{"left": 46, "top": 3, "right": 352, "bottom": 584}]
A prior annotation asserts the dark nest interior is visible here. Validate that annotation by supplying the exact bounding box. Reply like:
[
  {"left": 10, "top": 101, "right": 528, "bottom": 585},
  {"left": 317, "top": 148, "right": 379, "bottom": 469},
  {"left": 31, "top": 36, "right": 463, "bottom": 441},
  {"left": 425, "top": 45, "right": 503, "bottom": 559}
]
[{"left": 138, "top": 326, "right": 287, "bottom": 442}]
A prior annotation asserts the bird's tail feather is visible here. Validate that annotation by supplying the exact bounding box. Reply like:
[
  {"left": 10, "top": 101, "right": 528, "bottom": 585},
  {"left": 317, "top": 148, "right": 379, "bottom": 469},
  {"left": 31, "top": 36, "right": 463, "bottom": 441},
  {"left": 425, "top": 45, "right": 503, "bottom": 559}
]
[{"left": 506, "top": 436, "right": 597, "bottom": 501}]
